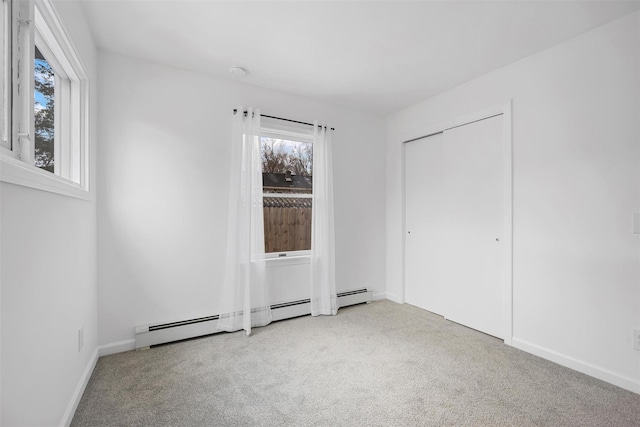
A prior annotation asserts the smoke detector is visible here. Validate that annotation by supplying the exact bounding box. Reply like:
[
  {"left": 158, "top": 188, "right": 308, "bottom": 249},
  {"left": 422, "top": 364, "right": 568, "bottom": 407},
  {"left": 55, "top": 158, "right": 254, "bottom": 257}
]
[{"left": 229, "top": 66, "right": 248, "bottom": 76}]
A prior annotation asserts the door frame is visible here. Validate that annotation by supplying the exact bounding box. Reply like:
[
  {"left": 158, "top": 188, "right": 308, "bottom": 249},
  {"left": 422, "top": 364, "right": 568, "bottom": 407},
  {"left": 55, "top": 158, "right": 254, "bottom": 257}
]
[{"left": 402, "top": 100, "right": 513, "bottom": 345}]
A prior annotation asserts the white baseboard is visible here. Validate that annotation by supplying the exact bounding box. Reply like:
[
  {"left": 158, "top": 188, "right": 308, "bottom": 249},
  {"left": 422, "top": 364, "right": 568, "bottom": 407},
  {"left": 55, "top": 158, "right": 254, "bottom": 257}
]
[
  {"left": 384, "top": 292, "right": 403, "bottom": 303},
  {"left": 59, "top": 347, "right": 99, "bottom": 427},
  {"left": 60, "top": 340, "right": 137, "bottom": 425},
  {"left": 98, "top": 339, "right": 136, "bottom": 357},
  {"left": 372, "top": 292, "right": 387, "bottom": 301},
  {"left": 512, "top": 338, "right": 640, "bottom": 395}
]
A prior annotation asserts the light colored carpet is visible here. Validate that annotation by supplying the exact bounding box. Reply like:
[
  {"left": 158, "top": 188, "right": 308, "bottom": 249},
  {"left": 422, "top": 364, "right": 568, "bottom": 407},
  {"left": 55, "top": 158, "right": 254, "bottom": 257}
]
[{"left": 72, "top": 300, "right": 640, "bottom": 426}]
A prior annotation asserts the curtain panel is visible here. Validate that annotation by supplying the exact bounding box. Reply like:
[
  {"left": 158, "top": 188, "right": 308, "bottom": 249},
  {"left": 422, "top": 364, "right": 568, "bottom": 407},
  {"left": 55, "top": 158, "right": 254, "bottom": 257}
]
[
  {"left": 217, "top": 107, "right": 272, "bottom": 335},
  {"left": 310, "top": 123, "right": 338, "bottom": 316}
]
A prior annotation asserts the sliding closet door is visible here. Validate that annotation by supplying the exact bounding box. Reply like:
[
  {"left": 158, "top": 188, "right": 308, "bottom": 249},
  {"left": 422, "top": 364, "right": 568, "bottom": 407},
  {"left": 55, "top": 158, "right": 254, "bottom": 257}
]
[
  {"left": 405, "top": 114, "right": 504, "bottom": 339},
  {"left": 405, "top": 133, "right": 447, "bottom": 316},
  {"left": 441, "top": 115, "right": 504, "bottom": 338}
]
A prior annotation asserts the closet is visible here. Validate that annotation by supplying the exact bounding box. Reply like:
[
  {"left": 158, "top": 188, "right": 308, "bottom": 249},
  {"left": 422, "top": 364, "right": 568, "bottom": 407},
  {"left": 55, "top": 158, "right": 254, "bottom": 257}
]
[{"left": 405, "top": 114, "right": 505, "bottom": 338}]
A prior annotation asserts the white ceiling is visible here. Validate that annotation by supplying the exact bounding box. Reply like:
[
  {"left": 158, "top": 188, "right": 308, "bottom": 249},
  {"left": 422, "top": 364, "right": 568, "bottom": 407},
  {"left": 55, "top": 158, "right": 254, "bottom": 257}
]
[{"left": 80, "top": 0, "right": 640, "bottom": 116}]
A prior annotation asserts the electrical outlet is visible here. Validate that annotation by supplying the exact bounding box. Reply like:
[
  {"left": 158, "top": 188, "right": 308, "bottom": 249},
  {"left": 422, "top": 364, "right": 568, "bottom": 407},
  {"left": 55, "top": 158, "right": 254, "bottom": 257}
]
[
  {"left": 78, "top": 327, "right": 84, "bottom": 352},
  {"left": 634, "top": 329, "right": 640, "bottom": 351}
]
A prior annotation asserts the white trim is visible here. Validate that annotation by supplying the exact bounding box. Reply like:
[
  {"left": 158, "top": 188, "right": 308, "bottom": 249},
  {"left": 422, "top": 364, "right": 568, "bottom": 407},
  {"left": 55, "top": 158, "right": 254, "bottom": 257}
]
[
  {"left": 261, "top": 123, "right": 313, "bottom": 142},
  {"left": 512, "top": 338, "right": 640, "bottom": 395},
  {"left": 501, "top": 100, "right": 513, "bottom": 346},
  {"left": 262, "top": 128, "right": 313, "bottom": 143},
  {"left": 263, "top": 192, "right": 312, "bottom": 199},
  {"left": 78, "top": 77, "right": 89, "bottom": 189},
  {"left": 400, "top": 129, "right": 407, "bottom": 305},
  {"left": 385, "top": 292, "right": 403, "bottom": 304},
  {"left": 12, "top": 0, "right": 34, "bottom": 164},
  {"left": 265, "top": 254, "right": 310, "bottom": 267},
  {"left": 98, "top": 339, "right": 136, "bottom": 357},
  {"left": 59, "top": 346, "right": 98, "bottom": 427},
  {"left": 34, "top": 7, "right": 68, "bottom": 80},
  {"left": 33, "top": 0, "right": 87, "bottom": 82},
  {"left": 0, "top": 0, "right": 10, "bottom": 149},
  {"left": 1, "top": 151, "right": 90, "bottom": 200},
  {"left": 372, "top": 292, "right": 387, "bottom": 301},
  {"left": 401, "top": 100, "right": 513, "bottom": 344}
]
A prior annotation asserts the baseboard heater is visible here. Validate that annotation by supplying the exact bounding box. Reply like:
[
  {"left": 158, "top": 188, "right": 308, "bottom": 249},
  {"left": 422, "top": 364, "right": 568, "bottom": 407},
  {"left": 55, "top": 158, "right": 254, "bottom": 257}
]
[{"left": 134, "top": 288, "right": 372, "bottom": 349}]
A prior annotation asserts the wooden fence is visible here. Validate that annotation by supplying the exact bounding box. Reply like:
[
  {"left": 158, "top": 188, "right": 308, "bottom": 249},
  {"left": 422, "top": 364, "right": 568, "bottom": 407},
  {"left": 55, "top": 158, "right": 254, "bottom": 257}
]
[{"left": 263, "top": 198, "right": 312, "bottom": 253}]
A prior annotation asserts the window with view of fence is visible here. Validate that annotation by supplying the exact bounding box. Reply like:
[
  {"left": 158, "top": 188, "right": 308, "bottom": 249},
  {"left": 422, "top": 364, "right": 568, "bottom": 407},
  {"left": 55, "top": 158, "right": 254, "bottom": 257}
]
[{"left": 261, "top": 132, "right": 313, "bottom": 255}]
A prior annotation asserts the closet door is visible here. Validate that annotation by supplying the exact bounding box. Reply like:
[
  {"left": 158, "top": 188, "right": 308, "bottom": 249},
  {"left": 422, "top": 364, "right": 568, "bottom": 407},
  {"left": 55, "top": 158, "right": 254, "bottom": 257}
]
[
  {"left": 441, "top": 115, "right": 504, "bottom": 338},
  {"left": 405, "top": 115, "right": 504, "bottom": 339},
  {"left": 405, "top": 133, "right": 447, "bottom": 316}
]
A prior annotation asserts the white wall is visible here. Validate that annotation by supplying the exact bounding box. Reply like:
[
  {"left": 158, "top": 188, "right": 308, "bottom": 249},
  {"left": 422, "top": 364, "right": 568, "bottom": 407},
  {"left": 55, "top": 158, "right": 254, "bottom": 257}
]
[
  {"left": 0, "top": 1, "right": 99, "bottom": 425},
  {"left": 97, "top": 52, "right": 386, "bottom": 349},
  {"left": 386, "top": 12, "right": 640, "bottom": 392}
]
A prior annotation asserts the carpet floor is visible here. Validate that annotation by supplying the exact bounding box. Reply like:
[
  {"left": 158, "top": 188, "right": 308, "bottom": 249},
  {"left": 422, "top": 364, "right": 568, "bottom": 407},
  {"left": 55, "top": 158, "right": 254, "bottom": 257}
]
[{"left": 71, "top": 300, "right": 640, "bottom": 426}]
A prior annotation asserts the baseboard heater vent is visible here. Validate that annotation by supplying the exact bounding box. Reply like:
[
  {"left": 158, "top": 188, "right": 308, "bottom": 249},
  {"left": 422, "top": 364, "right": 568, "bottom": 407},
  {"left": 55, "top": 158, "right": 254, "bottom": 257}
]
[{"left": 135, "top": 288, "right": 372, "bottom": 349}]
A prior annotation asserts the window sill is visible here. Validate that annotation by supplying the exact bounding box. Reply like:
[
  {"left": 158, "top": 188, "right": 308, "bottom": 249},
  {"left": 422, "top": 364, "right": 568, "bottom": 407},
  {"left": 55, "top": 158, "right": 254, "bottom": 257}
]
[
  {"left": 266, "top": 255, "right": 311, "bottom": 268},
  {"left": 0, "top": 152, "right": 90, "bottom": 200}
]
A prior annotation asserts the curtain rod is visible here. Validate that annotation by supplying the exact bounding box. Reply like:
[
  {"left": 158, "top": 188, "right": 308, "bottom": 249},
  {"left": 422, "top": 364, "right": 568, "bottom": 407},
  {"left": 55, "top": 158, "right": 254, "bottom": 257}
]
[{"left": 233, "top": 109, "right": 335, "bottom": 131}]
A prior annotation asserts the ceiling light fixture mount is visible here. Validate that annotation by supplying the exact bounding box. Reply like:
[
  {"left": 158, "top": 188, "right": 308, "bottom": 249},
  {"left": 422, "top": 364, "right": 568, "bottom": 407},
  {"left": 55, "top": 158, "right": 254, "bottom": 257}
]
[{"left": 229, "top": 66, "right": 248, "bottom": 77}]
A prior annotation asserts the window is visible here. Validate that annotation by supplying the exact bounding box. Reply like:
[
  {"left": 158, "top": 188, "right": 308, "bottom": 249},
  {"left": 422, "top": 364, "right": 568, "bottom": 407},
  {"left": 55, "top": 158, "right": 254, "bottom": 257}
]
[
  {"left": 261, "top": 127, "right": 313, "bottom": 256},
  {"left": 1, "top": 0, "right": 89, "bottom": 198}
]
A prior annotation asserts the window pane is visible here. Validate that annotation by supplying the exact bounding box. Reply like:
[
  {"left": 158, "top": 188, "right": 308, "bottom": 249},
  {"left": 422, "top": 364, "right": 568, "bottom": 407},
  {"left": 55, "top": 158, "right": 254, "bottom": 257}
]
[
  {"left": 261, "top": 137, "right": 312, "bottom": 193},
  {"left": 34, "top": 45, "right": 54, "bottom": 172},
  {"left": 263, "top": 196, "right": 312, "bottom": 253},
  {"left": 261, "top": 135, "right": 313, "bottom": 253}
]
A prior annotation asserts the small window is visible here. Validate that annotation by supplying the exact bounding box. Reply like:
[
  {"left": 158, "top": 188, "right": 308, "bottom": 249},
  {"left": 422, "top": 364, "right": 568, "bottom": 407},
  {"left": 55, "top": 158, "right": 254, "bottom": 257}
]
[
  {"left": 1, "top": 0, "right": 90, "bottom": 199},
  {"left": 261, "top": 130, "right": 313, "bottom": 256}
]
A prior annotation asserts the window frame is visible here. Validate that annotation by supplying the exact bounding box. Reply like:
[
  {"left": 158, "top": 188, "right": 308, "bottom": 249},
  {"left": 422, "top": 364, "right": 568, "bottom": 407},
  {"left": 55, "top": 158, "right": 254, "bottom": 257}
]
[
  {"left": 261, "top": 125, "right": 314, "bottom": 259},
  {"left": 0, "top": 0, "right": 90, "bottom": 200},
  {"left": 1, "top": 0, "right": 11, "bottom": 150}
]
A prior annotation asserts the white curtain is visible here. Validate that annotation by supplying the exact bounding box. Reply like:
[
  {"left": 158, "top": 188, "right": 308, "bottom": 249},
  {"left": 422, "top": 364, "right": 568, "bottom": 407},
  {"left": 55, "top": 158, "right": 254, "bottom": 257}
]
[
  {"left": 310, "top": 123, "right": 338, "bottom": 316},
  {"left": 217, "top": 107, "right": 272, "bottom": 335}
]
